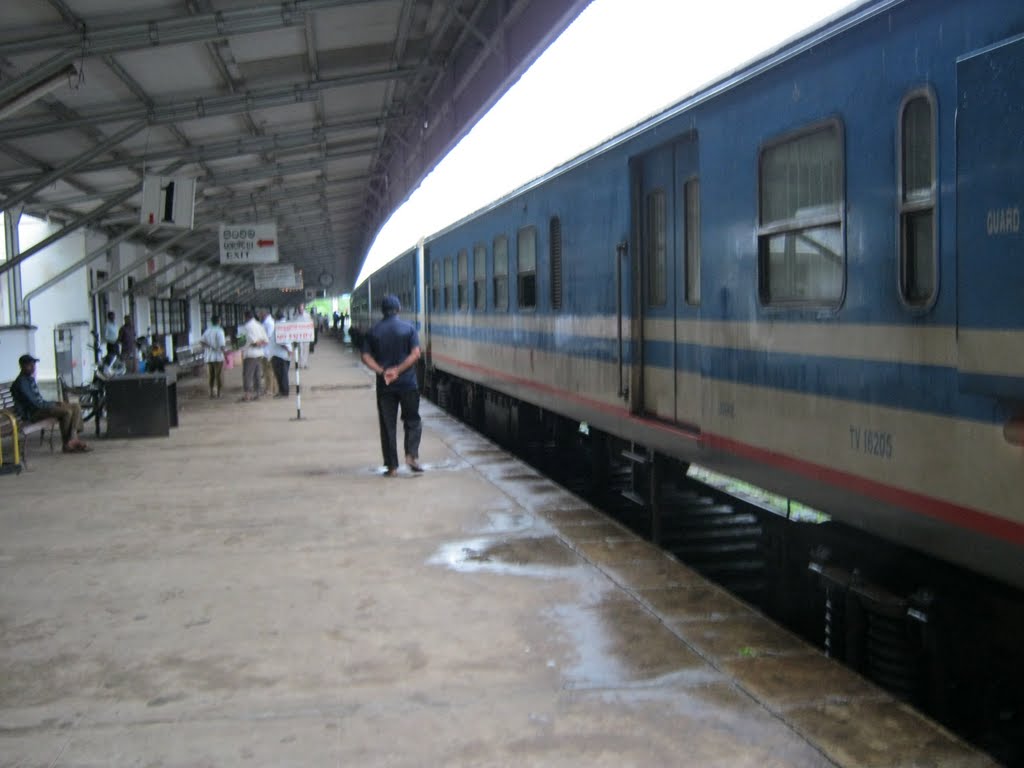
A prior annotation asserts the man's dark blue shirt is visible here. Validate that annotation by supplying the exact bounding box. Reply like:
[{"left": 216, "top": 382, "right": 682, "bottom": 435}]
[
  {"left": 363, "top": 315, "right": 420, "bottom": 392},
  {"left": 11, "top": 371, "right": 51, "bottom": 421}
]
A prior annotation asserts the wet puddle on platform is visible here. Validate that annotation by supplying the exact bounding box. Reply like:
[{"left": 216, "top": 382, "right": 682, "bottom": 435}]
[
  {"left": 430, "top": 535, "right": 580, "bottom": 577},
  {"left": 552, "top": 596, "right": 719, "bottom": 690}
]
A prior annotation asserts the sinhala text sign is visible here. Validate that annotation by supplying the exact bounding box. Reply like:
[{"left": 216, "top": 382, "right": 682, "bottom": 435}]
[
  {"left": 274, "top": 321, "right": 315, "bottom": 344},
  {"left": 219, "top": 223, "right": 279, "bottom": 264}
]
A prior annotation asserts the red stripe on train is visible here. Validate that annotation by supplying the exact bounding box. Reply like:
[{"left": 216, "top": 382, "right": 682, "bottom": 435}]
[{"left": 431, "top": 351, "right": 1024, "bottom": 547}]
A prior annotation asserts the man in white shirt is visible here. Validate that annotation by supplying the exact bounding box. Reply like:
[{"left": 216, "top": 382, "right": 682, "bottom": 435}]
[
  {"left": 259, "top": 309, "right": 278, "bottom": 396},
  {"left": 200, "top": 315, "right": 227, "bottom": 399},
  {"left": 268, "top": 310, "right": 292, "bottom": 397},
  {"left": 241, "top": 310, "right": 268, "bottom": 402},
  {"left": 102, "top": 311, "right": 119, "bottom": 366}
]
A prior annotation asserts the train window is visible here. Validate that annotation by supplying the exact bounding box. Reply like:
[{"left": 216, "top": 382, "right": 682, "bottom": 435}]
[
  {"left": 473, "top": 244, "right": 486, "bottom": 310},
  {"left": 758, "top": 121, "right": 844, "bottom": 306},
  {"left": 457, "top": 250, "right": 468, "bottom": 310},
  {"left": 432, "top": 261, "right": 440, "bottom": 310},
  {"left": 684, "top": 179, "right": 701, "bottom": 305},
  {"left": 899, "top": 91, "right": 936, "bottom": 306},
  {"left": 494, "top": 236, "right": 509, "bottom": 311},
  {"left": 646, "top": 189, "right": 667, "bottom": 306},
  {"left": 550, "top": 217, "right": 563, "bottom": 311},
  {"left": 517, "top": 227, "right": 537, "bottom": 310},
  {"left": 444, "top": 257, "right": 453, "bottom": 310}
]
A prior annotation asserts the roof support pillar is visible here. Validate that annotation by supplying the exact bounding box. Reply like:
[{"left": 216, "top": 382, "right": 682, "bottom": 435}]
[
  {"left": 91, "top": 229, "right": 193, "bottom": 296},
  {"left": 3, "top": 206, "right": 25, "bottom": 324}
]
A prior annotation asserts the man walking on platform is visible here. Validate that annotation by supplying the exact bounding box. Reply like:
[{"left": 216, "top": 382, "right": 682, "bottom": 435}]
[{"left": 361, "top": 295, "right": 422, "bottom": 477}]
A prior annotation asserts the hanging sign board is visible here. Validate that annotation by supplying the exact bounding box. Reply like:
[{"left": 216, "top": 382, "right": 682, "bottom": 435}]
[
  {"left": 274, "top": 320, "right": 315, "bottom": 344},
  {"left": 141, "top": 175, "right": 196, "bottom": 229},
  {"left": 253, "top": 264, "right": 299, "bottom": 290},
  {"left": 219, "top": 223, "right": 279, "bottom": 264}
]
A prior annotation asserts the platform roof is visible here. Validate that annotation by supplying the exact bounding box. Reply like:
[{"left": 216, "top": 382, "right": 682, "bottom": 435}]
[{"left": 0, "top": 0, "right": 591, "bottom": 304}]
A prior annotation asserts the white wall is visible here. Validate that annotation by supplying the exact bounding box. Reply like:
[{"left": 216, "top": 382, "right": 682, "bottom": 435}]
[{"left": 19, "top": 217, "right": 91, "bottom": 384}]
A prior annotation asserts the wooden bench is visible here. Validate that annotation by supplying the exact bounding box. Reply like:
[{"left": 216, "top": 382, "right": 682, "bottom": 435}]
[
  {"left": 173, "top": 346, "right": 204, "bottom": 377},
  {"left": 0, "top": 380, "right": 59, "bottom": 469}
]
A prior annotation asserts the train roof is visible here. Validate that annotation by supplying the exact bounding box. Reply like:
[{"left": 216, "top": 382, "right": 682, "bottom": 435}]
[{"left": 422, "top": 0, "right": 896, "bottom": 246}]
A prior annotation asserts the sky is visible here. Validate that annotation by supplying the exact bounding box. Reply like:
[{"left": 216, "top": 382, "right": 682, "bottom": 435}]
[{"left": 355, "top": 0, "right": 857, "bottom": 286}]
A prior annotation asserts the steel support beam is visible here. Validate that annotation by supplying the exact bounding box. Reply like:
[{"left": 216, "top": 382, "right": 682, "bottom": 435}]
[
  {"left": 0, "top": 187, "right": 138, "bottom": 277},
  {"left": 208, "top": 276, "right": 249, "bottom": 301},
  {"left": 202, "top": 160, "right": 368, "bottom": 190},
  {"left": 154, "top": 252, "right": 219, "bottom": 294},
  {"left": 0, "top": 69, "right": 417, "bottom": 141},
  {"left": 91, "top": 229, "right": 193, "bottom": 295},
  {"left": 21, "top": 223, "right": 148, "bottom": 320},
  {"left": 182, "top": 265, "right": 241, "bottom": 295},
  {"left": 0, "top": 0, "right": 394, "bottom": 107},
  {"left": 0, "top": 129, "right": 382, "bottom": 186},
  {"left": 132, "top": 241, "right": 216, "bottom": 293},
  {"left": 0, "top": 121, "right": 146, "bottom": 214}
]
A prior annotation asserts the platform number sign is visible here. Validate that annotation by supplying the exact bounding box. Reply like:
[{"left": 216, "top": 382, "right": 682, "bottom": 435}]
[{"left": 219, "top": 222, "right": 279, "bottom": 264}]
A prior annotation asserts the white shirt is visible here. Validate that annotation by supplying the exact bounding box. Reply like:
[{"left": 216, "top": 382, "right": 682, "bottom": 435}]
[
  {"left": 262, "top": 315, "right": 275, "bottom": 359},
  {"left": 243, "top": 318, "right": 268, "bottom": 359},
  {"left": 104, "top": 321, "right": 118, "bottom": 344},
  {"left": 201, "top": 325, "right": 226, "bottom": 363},
  {"left": 264, "top": 316, "right": 290, "bottom": 361}
]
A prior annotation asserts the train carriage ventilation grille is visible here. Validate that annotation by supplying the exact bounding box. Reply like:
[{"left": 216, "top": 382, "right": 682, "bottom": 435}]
[{"left": 550, "top": 216, "right": 563, "bottom": 311}]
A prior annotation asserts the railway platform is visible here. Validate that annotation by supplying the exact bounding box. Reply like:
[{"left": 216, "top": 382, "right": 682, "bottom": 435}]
[{"left": 0, "top": 339, "right": 998, "bottom": 767}]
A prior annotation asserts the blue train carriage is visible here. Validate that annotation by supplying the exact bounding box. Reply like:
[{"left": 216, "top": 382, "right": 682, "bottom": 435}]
[
  {"left": 415, "top": 0, "right": 1024, "bottom": 589},
  {"left": 351, "top": 245, "right": 423, "bottom": 351}
]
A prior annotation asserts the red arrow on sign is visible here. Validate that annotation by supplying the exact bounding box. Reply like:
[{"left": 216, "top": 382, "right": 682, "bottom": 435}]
[{"left": 257, "top": 239, "right": 275, "bottom": 247}]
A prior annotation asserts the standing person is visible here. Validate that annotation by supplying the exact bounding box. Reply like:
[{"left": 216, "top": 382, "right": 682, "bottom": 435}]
[
  {"left": 269, "top": 310, "right": 291, "bottom": 397},
  {"left": 102, "top": 311, "right": 119, "bottom": 367},
  {"left": 259, "top": 309, "right": 278, "bottom": 396},
  {"left": 201, "top": 315, "right": 227, "bottom": 398},
  {"left": 240, "top": 310, "right": 268, "bottom": 402},
  {"left": 361, "top": 295, "right": 423, "bottom": 477},
  {"left": 117, "top": 315, "right": 137, "bottom": 373},
  {"left": 10, "top": 355, "right": 91, "bottom": 453},
  {"left": 296, "top": 303, "right": 312, "bottom": 369}
]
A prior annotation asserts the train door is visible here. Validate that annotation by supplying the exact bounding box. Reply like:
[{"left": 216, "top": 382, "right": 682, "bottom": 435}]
[
  {"left": 637, "top": 144, "right": 675, "bottom": 420},
  {"left": 955, "top": 35, "right": 1024, "bottom": 401},
  {"left": 634, "top": 136, "right": 702, "bottom": 429}
]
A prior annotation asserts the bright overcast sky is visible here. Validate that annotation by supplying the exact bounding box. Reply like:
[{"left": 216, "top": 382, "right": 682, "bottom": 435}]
[{"left": 355, "top": 0, "right": 856, "bottom": 286}]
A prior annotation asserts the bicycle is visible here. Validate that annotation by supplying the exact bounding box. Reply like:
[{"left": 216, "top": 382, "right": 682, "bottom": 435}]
[{"left": 59, "top": 351, "right": 126, "bottom": 436}]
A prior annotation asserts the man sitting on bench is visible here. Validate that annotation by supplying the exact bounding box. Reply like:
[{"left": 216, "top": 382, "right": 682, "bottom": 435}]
[{"left": 10, "top": 354, "right": 91, "bottom": 453}]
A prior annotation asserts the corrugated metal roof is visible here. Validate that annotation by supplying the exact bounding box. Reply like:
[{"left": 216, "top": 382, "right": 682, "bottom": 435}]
[{"left": 0, "top": 0, "right": 591, "bottom": 303}]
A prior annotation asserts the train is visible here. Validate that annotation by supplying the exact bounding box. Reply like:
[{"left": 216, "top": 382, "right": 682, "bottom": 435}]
[{"left": 353, "top": 0, "right": 1024, "bottom": 593}]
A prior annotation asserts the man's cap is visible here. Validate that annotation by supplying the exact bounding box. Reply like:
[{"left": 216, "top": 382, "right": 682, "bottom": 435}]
[
  {"left": 18, "top": 354, "right": 39, "bottom": 366},
  {"left": 381, "top": 294, "right": 401, "bottom": 313}
]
